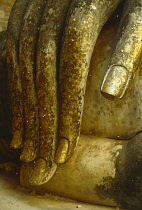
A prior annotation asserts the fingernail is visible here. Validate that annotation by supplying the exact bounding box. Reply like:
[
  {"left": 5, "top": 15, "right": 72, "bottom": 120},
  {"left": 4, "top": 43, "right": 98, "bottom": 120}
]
[
  {"left": 101, "top": 65, "right": 129, "bottom": 99},
  {"left": 29, "top": 158, "right": 47, "bottom": 185},
  {"left": 20, "top": 141, "right": 37, "bottom": 162},
  {"left": 10, "top": 131, "right": 23, "bottom": 149},
  {"left": 29, "top": 158, "right": 57, "bottom": 185},
  {"left": 54, "top": 138, "right": 69, "bottom": 164},
  {"left": 20, "top": 149, "right": 36, "bottom": 162}
]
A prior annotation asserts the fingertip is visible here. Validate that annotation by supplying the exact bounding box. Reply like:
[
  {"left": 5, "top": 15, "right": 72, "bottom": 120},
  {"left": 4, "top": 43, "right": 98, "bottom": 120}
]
[
  {"left": 20, "top": 145, "right": 37, "bottom": 162},
  {"left": 10, "top": 130, "right": 23, "bottom": 149},
  {"left": 29, "top": 158, "right": 57, "bottom": 185},
  {"left": 55, "top": 139, "right": 77, "bottom": 164},
  {"left": 101, "top": 65, "right": 129, "bottom": 99},
  {"left": 54, "top": 138, "right": 69, "bottom": 164},
  {"left": 29, "top": 158, "right": 47, "bottom": 185}
]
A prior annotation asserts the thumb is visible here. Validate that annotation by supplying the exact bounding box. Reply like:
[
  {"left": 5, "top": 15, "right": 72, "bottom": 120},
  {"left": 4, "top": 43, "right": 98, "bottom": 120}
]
[{"left": 101, "top": 0, "right": 142, "bottom": 99}]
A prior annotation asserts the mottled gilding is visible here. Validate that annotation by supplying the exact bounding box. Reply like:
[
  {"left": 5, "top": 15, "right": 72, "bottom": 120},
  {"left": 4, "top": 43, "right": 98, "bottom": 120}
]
[
  {"left": 19, "top": 0, "right": 47, "bottom": 162},
  {"left": 55, "top": 138, "right": 69, "bottom": 164},
  {"left": 29, "top": 158, "right": 50, "bottom": 185},
  {"left": 6, "top": 0, "right": 29, "bottom": 149},
  {"left": 55, "top": 0, "right": 122, "bottom": 164},
  {"left": 29, "top": 0, "right": 71, "bottom": 185}
]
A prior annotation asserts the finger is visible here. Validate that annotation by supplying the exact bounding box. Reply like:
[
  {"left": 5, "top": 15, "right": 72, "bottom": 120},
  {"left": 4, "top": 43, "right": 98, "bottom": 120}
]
[
  {"left": 6, "top": 0, "right": 29, "bottom": 149},
  {"left": 19, "top": 0, "right": 47, "bottom": 162},
  {"left": 55, "top": 0, "right": 122, "bottom": 164},
  {"left": 29, "top": 0, "right": 71, "bottom": 185},
  {"left": 101, "top": 0, "right": 142, "bottom": 99}
]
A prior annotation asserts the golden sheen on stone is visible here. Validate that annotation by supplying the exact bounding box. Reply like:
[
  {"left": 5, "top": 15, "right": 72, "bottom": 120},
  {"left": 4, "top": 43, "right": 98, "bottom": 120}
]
[
  {"left": 101, "top": 0, "right": 142, "bottom": 99},
  {"left": 0, "top": 0, "right": 141, "bottom": 208}
]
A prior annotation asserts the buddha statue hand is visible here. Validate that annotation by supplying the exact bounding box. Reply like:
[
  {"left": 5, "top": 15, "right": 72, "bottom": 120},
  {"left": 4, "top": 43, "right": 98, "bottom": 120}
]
[{"left": 6, "top": 0, "right": 142, "bottom": 185}]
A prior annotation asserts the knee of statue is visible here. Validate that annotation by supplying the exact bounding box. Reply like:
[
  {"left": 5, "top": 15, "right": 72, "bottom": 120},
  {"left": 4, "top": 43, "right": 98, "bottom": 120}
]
[{"left": 0, "top": 0, "right": 142, "bottom": 209}]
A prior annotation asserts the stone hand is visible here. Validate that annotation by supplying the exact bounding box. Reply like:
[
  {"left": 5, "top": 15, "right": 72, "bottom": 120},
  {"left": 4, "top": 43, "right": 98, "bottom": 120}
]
[
  {"left": 101, "top": 0, "right": 142, "bottom": 99},
  {"left": 6, "top": 0, "right": 122, "bottom": 185},
  {"left": 6, "top": 0, "right": 142, "bottom": 186},
  {"left": 20, "top": 9, "right": 142, "bottom": 207},
  {"left": 7, "top": 0, "right": 70, "bottom": 185}
]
